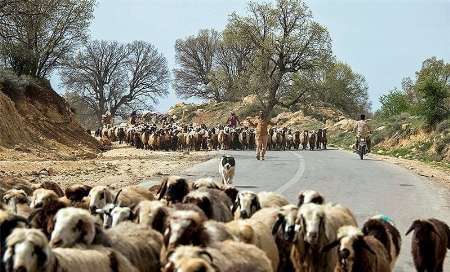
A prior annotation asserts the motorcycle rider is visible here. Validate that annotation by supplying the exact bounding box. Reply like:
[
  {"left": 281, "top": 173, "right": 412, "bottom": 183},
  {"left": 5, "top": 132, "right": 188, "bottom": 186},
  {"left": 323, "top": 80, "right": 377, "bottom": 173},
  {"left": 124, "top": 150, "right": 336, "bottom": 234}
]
[{"left": 354, "top": 114, "right": 372, "bottom": 153}]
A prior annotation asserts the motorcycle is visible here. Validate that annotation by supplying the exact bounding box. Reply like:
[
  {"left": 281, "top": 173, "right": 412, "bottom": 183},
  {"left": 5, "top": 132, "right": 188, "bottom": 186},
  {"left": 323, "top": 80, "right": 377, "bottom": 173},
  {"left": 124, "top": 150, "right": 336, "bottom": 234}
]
[{"left": 357, "top": 136, "right": 368, "bottom": 160}]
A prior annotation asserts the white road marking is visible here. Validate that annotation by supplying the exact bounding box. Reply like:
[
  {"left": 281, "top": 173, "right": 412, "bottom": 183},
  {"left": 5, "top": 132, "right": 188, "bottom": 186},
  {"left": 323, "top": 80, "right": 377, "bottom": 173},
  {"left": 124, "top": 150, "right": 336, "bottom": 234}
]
[{"left": 275, "top": 152, "right": 306, "bottom": 194}]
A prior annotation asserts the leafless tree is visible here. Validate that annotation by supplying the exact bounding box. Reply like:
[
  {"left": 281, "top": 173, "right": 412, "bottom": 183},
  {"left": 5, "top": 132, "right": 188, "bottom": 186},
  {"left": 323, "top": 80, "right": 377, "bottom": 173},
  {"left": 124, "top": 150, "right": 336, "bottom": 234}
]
[
  {"left": 173, "top": 29, "right": 221, "bottom": 101},
  {"left": 60, "top": 40, "right": 169, "bottom": 122},
  {"left": 173, "top": 29, "right": 253, "bottom": 102},
  {"left": 0, "top": 0, "right": 96, "bottom": 78}
]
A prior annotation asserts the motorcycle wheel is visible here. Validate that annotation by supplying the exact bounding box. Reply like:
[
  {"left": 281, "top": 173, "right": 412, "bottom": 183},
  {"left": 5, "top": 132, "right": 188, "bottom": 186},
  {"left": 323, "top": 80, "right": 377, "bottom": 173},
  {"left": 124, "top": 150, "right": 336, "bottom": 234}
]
[{"left": 359, "top": 145, "right": 365, "bottom": 160}]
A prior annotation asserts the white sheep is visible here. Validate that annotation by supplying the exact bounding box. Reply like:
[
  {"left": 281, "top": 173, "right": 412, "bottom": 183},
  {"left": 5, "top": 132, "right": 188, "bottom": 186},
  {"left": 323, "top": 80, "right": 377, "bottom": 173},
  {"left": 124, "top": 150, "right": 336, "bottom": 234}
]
[
  {"left": 50, "top": 207, "right": 164, "bottom": 272},
  {"left": 88, "top": 185, "right": 154, "bottom": 214},
  {"left": 183, "top": 188, "right": 233, "bottom": 222},
  {"left": 164, "top": 240, "right": 273, "bottom": 272},
  {"left": 233, "top": 191, "right": 289, "bottom": 219},
  {"left": 4, "top": 228, "right": 138, "bottom": 272},
  {"left": 30, "top": 188, "right": 59, "bottom": 209},
  {"left": 295, "top": 202, "right": 357, "bottom": 272},
  {"left": 225, "top": 218, "right": 279, "bottom": 271},
  {"left": 2, "top": 189, "right": 31, "bottom": 218},
  {"left": 134, "top": 200, "right": 170, "bottom": 234},
  {"left": 191, "top": 177, "right": 221, "bottom": 190},
  {"left": 297, "top": 190, "right": 325, "bottom": 207}
]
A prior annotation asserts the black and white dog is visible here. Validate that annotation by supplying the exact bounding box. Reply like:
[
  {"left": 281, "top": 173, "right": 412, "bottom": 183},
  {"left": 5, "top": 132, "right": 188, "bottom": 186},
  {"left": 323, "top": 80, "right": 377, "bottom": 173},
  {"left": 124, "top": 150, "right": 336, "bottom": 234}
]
[{"left": 219, "top": 155, "right": 235, "bottom": 185}]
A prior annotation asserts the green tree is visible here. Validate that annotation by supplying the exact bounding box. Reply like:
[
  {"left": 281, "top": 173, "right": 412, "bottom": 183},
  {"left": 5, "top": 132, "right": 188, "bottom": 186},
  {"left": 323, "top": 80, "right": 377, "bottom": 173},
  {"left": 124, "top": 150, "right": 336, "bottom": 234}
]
[
  {"left": 415, "top": 77, "right": 449, "bottom": 126},
  {"left": 0, "top": 0, "right": 96, "bottom": 78},
  {"left": 223, "top": 0, "right": 332, "bottom": 115},
  {"left": 291, "top": 61, "right": 370, "bottom": 116},
  {"left": 414, "top": 57, "right": 450, "bottom": 126},
  {"left": 378, "top": 89, "right": 410, "bottom": 118}
]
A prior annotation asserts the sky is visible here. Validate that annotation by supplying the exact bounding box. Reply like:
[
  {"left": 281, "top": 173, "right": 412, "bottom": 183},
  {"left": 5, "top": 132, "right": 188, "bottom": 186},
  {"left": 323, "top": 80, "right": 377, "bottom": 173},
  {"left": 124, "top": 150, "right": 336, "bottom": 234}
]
[{"left": 53, "top": 0, "right": 450, "bottom": 112}]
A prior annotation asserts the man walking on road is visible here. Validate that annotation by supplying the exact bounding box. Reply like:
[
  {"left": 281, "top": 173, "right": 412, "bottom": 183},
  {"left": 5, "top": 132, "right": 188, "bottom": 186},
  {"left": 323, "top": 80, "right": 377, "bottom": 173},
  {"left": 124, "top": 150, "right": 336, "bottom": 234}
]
[{"left": 247, "top": 111, "right": 275, "bottom": 160}]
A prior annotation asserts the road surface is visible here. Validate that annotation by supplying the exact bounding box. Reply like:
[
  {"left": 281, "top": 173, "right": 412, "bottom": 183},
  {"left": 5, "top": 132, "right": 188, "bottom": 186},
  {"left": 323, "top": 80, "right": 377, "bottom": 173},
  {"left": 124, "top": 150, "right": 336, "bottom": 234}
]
[{"left": 143, "top": 148, "right": 450, "bottom": 271}]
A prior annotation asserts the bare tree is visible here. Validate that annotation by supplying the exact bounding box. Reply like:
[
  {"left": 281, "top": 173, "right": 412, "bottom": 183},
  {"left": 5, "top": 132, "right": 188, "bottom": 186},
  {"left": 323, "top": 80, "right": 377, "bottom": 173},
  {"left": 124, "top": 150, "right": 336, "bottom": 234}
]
[
  {"left": 0, "top": 0, "right": 96, "bottom": 78},
  {"left": 173, "top": 29, "right": 253, "bottom": 102},
  {"left": 60, "top": 40, "right": 169, "bottom": 122},
  {"left": 173, "top": 29, "right": 221, "bottom": 101}
]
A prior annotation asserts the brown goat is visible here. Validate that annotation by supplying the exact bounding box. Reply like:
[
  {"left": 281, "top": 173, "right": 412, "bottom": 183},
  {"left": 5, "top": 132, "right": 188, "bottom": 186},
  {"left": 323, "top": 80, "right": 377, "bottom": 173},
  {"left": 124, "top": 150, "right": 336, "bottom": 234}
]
[
  {"left": 406, "top": 218, "right": 450, "bottom": 272},
  {"left": 362, "top": 216, "right": 401, "bottom": 269}
]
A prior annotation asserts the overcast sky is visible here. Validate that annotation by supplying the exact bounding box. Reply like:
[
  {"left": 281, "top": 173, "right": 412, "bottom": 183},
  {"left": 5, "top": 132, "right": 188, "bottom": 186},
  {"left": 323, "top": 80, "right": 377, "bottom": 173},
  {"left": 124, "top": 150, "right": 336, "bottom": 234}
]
[{"left": 56, "top": 0, "right": 450, "bottom": 112}]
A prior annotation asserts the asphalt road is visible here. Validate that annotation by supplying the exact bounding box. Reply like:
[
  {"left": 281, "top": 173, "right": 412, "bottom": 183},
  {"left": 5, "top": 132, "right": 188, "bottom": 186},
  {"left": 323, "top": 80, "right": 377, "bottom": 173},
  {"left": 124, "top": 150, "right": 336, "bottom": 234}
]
[{"left": 178, "top": 148, "right": 450, "bottom": 272}]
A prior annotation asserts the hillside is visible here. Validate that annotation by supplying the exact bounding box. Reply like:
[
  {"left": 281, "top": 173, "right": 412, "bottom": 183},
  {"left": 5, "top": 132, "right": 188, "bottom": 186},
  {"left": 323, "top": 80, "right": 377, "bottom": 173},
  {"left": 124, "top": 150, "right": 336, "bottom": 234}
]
[
  {"left": 169, "top": 97, "right": 450, "bottom": 165},
  {"left": 0, "top": 72, "right": 99, "bottom": 160}
]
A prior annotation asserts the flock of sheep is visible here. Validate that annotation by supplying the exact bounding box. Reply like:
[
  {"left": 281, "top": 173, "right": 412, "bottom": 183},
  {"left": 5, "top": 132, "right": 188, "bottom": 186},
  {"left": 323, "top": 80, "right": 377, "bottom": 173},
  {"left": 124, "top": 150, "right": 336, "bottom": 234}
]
[
  {"left": 1, "top": 176, "right": 449, "bottom": 272},
  {"left": 96, "top": 123, "right": 329, "bottom": 152}
]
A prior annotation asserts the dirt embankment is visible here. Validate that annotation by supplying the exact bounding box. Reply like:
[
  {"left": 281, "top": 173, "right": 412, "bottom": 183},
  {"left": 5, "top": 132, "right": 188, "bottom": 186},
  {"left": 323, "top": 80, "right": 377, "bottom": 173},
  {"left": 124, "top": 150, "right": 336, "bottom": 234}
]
[{"left": 0, "top": 73, "right": 99, "bottom": 160}]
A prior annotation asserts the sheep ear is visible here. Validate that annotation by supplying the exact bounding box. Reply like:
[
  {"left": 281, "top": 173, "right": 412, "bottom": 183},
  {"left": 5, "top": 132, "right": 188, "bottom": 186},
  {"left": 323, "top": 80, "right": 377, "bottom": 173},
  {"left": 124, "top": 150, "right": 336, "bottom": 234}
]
[
  {"left": 297, "top": 194, "right": 305, "bottom": 207},
  {"left": 321, "top": 240, "right": 340, "bottom": 253},
  {"left": 34, "top": 245, "right": 48, "bottom": 268},
  {"left": 231, "top": 197, "right": 240, "bottom": 214},
  {"left": 76, "top": 219, "right": 95, "bottom": 244},
  {"left": 157, "top": 178, "right": 169, "bottom": 200},
  {"left": 360, "top": 239, "right": 376, "bottom": 255},
  {"left": 312, "top": 195, "right": 324, "bottom": 205},
  {"left": 132, "top": 205, "right": 141, "bottom": 223},
  {"left": 272, "top": 214, "right": 284, "bottom": 235},
  {"left": 251, "top": 197, "right": 261, "bottom": 213},
  {"left": 406, "top": 220, "right": 420, "bottom": 236}
]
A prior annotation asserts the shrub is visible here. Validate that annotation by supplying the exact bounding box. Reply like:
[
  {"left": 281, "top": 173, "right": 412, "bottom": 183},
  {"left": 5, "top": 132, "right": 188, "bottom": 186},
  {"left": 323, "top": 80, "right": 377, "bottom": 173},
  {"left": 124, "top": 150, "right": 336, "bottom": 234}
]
[
  {"left": 415, "top": 77, "right": 449, "bottom": 127},
  {"left": 436, "top": 119, "right": 450, "bottom": 133}
]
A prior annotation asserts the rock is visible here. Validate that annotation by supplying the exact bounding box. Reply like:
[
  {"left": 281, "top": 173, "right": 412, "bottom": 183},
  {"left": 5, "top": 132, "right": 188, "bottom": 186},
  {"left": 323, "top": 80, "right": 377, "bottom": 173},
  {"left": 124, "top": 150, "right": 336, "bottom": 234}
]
[{"left": 375, "top": 126, "right": 386, "bottom": 131}]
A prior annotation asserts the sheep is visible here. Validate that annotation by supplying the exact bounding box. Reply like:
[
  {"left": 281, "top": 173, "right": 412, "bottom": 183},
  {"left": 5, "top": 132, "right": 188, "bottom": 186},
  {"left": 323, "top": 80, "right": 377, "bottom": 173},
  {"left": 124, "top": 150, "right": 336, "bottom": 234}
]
[
  {"left": 134, "top": 200, "right": 171, "bottom": 234},
  {"left": 164, "top": 240, "right": 273, "bottom": 272},
  {"left": 225, "top": 218, "right": 279, "bottom": 271},
  {"left": 33, "top": 180, "right": 64, "bottom": 197},
  {"left": 191, "top": 177, "right": 221, "bottom": 190},
  {"left": 164, "top": 209, "right": 211, "bottom": 250},
  {"left": 269, "top": 205, "right": 300, "bottom": 272},
  {"left": 295, "top": 203, "right": 357, "bottom": 272},
  {"left": 362, "top": 215, "right": 401, "bottom": 269},
  {"left": 405, "top": 218, "right": 450, "bottom": 272},
  {"left": 3, "top": 228, "right": 138, "bottom": 272},
  {"left": 50, "top": 207, "right": 164, "bottom": 272},
  {"left": 30, "top": 188, "right": 59, "bottom": 209},
  {"left": 64, "top": 184, "right": 92, "bottom": 202},
  {"left": 297, "top": 190, "right": 325, "bottom": 207},
  {"left": 258, "top": 192, "right": 290, "bottom": 208},
  {"left": 157, "top": 176, "right": 190, "bottom": 204},
  {"left": 183, "top": 188, "right": 233, "bottom": 222},
  {"left": 0, "top": 210, "right": 28, "bottom": 271},
  {"left": 233, "top": 191, "right": 289, "bottom": 219},
  {"left": 250, "top": 205, "right": 300, "bottom": 272},
  {"left": 2, "top": 189, "right": 31, "bottom": 218},
  {"left": 109, "top": 206, "right": 134, "bottom": 228},
  {"left": 322, "top": 226, "right": 391, "bottom": 272},
  {"left": 28, "top": 197, "right": 67, "bottom": 239},
  {"left": 88, "top": 185, "right": 154, "bottom": 214}
]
